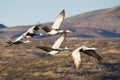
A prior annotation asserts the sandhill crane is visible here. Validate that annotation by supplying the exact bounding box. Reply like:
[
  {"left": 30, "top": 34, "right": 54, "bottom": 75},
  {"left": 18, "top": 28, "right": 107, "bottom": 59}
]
[
  {"left": 37, "top": 10, "right": 72, "bottom": 36},
  {"left": 72, "top": 46, "right": 102, "bottom": 69},
  {"left": 37, "top": 31, "right": 69, "bottom": 55},
  {"left": 6, "top": 25, "right": 42, "bottom": 46}
]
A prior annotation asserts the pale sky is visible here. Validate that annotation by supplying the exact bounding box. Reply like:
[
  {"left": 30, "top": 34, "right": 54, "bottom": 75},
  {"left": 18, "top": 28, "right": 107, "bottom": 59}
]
[{"left": 0, "top": 0, "right": 120, "bottom": 27}]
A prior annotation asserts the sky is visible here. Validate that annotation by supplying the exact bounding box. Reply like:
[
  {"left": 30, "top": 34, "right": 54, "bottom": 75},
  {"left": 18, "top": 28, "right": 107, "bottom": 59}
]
[{"left": 0, "top": 0, "right": 120, "bottom": 27}]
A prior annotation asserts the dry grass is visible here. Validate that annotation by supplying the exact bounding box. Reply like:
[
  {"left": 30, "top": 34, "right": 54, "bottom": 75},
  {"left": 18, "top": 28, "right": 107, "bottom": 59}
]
[{"left": 0, "top": 38, "right": 120, "bottom": 80}]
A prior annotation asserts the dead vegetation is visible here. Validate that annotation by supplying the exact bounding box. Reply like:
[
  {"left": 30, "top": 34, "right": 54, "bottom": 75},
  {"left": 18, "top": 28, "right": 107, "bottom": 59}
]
[{"left": 0, "top": 38, "right": 120, "bottom": 80}]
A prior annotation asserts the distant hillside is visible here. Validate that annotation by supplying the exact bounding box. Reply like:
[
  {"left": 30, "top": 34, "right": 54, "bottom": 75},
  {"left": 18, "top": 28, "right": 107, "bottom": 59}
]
[
  {"left": 0, "top": 5, "right": 120, "bottom": 40},
  {"left": 0, "top": 24, "right": 7, "bottom": 28},
  {"left": 63, "top": 5, "right": 120, "bottom": 37}
]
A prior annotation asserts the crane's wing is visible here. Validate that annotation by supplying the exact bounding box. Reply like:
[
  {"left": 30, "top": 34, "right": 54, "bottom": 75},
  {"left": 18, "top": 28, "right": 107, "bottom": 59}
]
[
  {"left": 52, "top": 31, "right": 66, "bottom": 49},
  {"left": 72, "top": 48, "right": 81, "bottom": 69},
  {"left": 51, "top": 10, "right": 65, "bottom": 29},
  {"left": 82, "top": 50, "right": 102, "bottom": 61},
  {"left": 37, "top": 46, "right": 53, "bottom": 52},
  {"left": 38, "top": 24, "right": 52, "bottom": 32},
  {"left": 14, "top": 25, "right": 40, "bottom": 42},
  {"left": 26, "top": 25, "right": 40, "bottom": 35},
  {"left": 37, "top": 46, "right": 61, "bottom": 52}
]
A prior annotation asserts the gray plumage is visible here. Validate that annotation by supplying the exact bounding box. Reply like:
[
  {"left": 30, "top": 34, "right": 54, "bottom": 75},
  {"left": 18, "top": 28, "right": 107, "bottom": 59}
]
[
  {"left": 6, "top": 25, "right": 42, "bottom": 46},
  {"left": 37, "top": 31, "right": 69, "bottom": 55},
  {"left": 72, "top": 46, "right": 102, "bottom": 69}
]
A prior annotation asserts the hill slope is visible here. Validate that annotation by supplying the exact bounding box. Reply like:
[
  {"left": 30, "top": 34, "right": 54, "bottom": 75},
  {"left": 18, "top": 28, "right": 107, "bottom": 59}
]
[
  {"left": 63, "top": 5, "right": 120, "bottom": 37},
  {"left": 0, "top": 24, "right": 7, "bottom": 28},
  {"left": 0, "top": 5, "right": 120, "bottom": 40}
]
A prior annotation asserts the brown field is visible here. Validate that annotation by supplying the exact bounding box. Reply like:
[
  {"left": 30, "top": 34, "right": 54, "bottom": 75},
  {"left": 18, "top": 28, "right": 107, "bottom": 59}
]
[{"left": 0, "top": 38, "right": 120, "bottom": 80}]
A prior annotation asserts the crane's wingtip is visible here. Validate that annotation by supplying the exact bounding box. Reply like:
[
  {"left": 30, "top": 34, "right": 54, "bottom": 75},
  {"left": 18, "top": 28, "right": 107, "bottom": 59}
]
[{"left": 60, "top": 9, "right": 65, "bottom": 16}]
